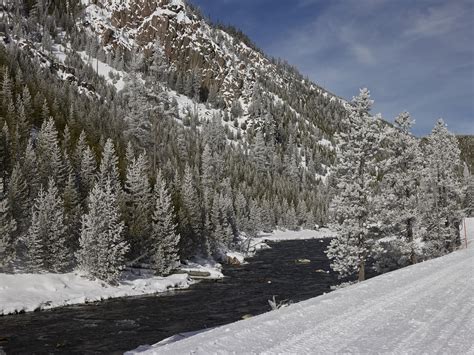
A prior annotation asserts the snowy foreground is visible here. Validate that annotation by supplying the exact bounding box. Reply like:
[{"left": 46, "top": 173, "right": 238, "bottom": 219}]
[
  {"left": 130, "top": 219, "right": 474, "bottom": 354},
  {"left": 0, "top": 229, "right": 330, "bottom": 315}
]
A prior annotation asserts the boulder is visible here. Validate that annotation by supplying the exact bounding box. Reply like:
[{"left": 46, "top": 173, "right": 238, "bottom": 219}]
[
  {"left": 226, "top": 256, "right": 241, "bottom": 265},
  {"left": 173, "top": 270, "right": 211, "bottom": 278},
  {"left": 295, "top": 258, "right": 311, "bottom": 264},
  {"left": 187, "top": 270, "right": 211, "bottom": 277}
]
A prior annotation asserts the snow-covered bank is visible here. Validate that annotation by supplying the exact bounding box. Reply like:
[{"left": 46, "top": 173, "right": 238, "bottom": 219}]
[
  {"left": 130, "top": 218, "right": 474, "bottom": 354},
  {"left": 179, "top": 259, "right": 224, "bottom": 279},
  {"left": 256, "top": 227, "right": 336, "bottom": 243},
  {"left": 228, "top": 228, "right": 336, "bottom": 265},
  {"left": 0, "top": 271, "right": 192, "bottom": 315},
  {"left": 247, "top": 228, "right": 335, "bottom": 253}
]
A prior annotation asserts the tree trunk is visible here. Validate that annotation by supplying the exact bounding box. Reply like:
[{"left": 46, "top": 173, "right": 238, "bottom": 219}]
[
  {"left": 410, "top": 249, "right": 417, "bottom": 265},
  {"left": 358, "top": 260, "right": 365, "bottom": 281},
  {"left": 407, "top": 218, "right": 417, "bottom": 264}
]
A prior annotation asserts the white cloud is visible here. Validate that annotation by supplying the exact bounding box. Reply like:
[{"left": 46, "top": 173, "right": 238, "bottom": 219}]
[
  {"left": 351, "top": 44, "right": 376, "bottom": 65},
  {"left": 261, "top": 0, "right": 473, "bottom": 135},
  {"left": 405, "top": 2, "right": 467, "bottom": 37}
]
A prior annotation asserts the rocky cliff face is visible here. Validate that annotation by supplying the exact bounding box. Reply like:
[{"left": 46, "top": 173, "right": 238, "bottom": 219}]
[{"left": 82, "top": 0, "right": 340, "bottom": 114}]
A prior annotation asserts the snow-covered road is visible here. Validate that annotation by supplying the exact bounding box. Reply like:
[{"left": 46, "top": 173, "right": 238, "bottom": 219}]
[{"left": 133, "top": 218, "right": 474, "bottom": 354}]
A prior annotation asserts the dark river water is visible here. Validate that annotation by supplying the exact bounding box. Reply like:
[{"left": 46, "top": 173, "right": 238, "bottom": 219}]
[{"left": 0, "top": 238, "right": 368, "bottom": 354}]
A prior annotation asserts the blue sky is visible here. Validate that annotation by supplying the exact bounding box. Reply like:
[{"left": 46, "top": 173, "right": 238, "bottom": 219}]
[{"left": 191, "top": 0, "right": 474, "bottom": 136}]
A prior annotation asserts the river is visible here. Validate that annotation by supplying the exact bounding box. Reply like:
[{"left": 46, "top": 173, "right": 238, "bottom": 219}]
[{"left": 0, "top": 238, "right": 368, "bottom": 354}]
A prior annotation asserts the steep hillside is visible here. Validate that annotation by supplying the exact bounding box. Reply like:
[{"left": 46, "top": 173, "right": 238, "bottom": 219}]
[
  {"left": 6, "top": 0, "right": 345, "bottom": 175},
  {"left": 82, "top": 0, "right": 345, "bottom": 133},
  {"left": 0, "top": 0, "right": 341, "bottom": 276},
  {"left": 77, "top": 0, "right": 346, "bottom": 173}
]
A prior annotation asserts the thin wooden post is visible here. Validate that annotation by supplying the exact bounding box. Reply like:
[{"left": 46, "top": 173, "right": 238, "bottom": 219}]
[{"left": 463, "top": 218, "right": 468, "bottom": 249}]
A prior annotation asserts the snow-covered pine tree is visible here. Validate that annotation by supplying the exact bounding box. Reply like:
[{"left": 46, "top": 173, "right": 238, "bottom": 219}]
[
  {"left": 201, "top": 143, "right": 215, "bottom": 213},
  {"left": 285, "top": 203, "right": 298, "bottom": 231},
  {"left": 22, "top": 86, "right": 33, "bottom": 118},
  {"left": 73, "top": 131, "right": 87, "bottom": 172},
  {"left": 465, "top": 169, "right": 474, "bottom": 217},
  {"left": 151, "top": 171, "right": 180, "bottom": 275},
  {"left": 45, "top": 179, "right": 70, "bottom": 272},
  {"left": 247, "top": 198, "right": 261, "bottom": 238},
  {"left": 7, "top": 163, "right": 28, "bottom": 234},
  {"left": 35, "top": 117, "right": 64, "bottom": 188},
  {"left": 326, "top": 88, "right": 385, "bottom": 281},
  {"left": 279, "top": 198, "right": 289, "bottom": 227},
  {"left": 179, "top": 164, "right": 205, "bottom": 257},
  {"left": 79, "top": 146, "right": 97, "bottom": 200},
  {"left": 0, "top": 178, "right": 17, "bottom": 271},
  {"left": 1, "top": 67, "right": 12, "bottom": 107},
  {"left": 125, "top": 141, "right": 135, "bottom": 168},
  {"left": 375, "top": 112, "right": 424, "bottom": 271},
  {"left": 287, "top": 152, "right": 300, "bottom": 181},
  {"left": 22, "top": 139, "right": 40, "bottom": 199},
  {"left": 304, "top": 208, "right": 316, "bottom": 230},
  {"left": 26, "top": 178, "right": 69, "bottom": 272},
  {"left": 253, "top": 131, "right": 269, "bottom": 175},
  {"left": 217, "top": 179, "right": 237, "bottom": 237},
  {"left": 296, "top": 199, "right": 308, "bottom": 227},
  {"left": 124, "top": 56, "right": 153, "bottom": 151},
  {"left": 6, "top": 99, "right": 15, "bottom": 132},
  {"left": 260, "top": 198, "right": 275, "bottom": 232},
  {"left": 76, "top": 180, "right": 129, "bottom": 284},
  {"left": 61, "top": 125, "right": 72, "bottom": 156},
  {"left": 0, "top": 122, "right": 11, "bottom": 180},
  {"left": 209, "top": 195, "right": 225, "bottom": 256},
  {"left": 15, "top": 96, "right": 30, "bottom": 152},
  {"left": 421, "top": 119, "right": 463, "bottom": 257},
  {"left": 38, "top": 98, "right": 51, "bottom": 124},
  {"left": 123, "top": 152, "right": 151, "bottom": 259},
  {"left": 234, "top": 190, "right": 249, "bottom": 233},
  {"left": 63, "top": 173, "right": 83, "bottom": 250},
  {"left": 203, "top": 114, "right": 227, "bottom": 153},
  {"left": 219, "top": 192, "right": 235, "bottom": 246},
  {"left": 97, "top": 138, "right": 120, "bottom": 192}
]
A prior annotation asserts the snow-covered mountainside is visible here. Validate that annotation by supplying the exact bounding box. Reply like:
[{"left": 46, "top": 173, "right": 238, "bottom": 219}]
[
  {"left": 1, "top": 0, "right": 345, "bottom": 289},
  {"left": 83, "top": 0, "right": 341, "bottom": 105},
  {"left": 80, "top": 0, "right": 345, "bottom": 149},
  {"left": 129, "top": 218, "right": 474, "bottom": 355}
]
